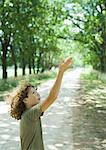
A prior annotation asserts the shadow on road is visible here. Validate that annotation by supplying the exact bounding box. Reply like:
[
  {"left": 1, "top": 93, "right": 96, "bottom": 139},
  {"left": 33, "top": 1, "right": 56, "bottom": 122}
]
[{"left": 72, "top": 100, "right": 106, "bottom": 150}]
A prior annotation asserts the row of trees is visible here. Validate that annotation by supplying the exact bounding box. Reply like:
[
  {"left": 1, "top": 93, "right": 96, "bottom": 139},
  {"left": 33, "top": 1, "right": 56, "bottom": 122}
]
[
  {"left": 66, "top": 0, "right": 106, "bottom": 72},
  {"left": 0, "top": 0, "right": 106, "bottom": 80},
  {"left": 0, "top": 0, "right": 66, "bottom": 79}
]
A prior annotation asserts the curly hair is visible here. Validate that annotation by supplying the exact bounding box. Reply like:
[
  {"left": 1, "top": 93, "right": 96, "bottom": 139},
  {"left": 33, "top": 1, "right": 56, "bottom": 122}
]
[{"left": 8, "top": 81, "right": 34, "bottom": 120}]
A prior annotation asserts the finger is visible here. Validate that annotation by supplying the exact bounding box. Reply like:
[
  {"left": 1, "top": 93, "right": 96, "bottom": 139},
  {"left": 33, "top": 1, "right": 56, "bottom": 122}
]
[
  {"left": 66, "top": 58, "right": 72, "bottom": 64},
  {"left": 65, "top": 57, "right": 72, "bottom": 63}
]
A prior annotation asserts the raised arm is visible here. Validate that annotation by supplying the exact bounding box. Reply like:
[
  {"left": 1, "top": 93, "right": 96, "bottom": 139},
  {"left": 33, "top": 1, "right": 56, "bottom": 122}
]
[{"left": 41, "top": 57, "right": 72, "bottom": 112}]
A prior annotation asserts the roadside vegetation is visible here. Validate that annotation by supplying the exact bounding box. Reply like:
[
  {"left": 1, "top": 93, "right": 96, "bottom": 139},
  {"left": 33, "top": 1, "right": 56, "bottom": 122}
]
[
  {"left": 0, "top": 69, "right": 57, "bottom": 101},
  {"left": 80, "top": 68, "right": 106, "bottom": 110}
]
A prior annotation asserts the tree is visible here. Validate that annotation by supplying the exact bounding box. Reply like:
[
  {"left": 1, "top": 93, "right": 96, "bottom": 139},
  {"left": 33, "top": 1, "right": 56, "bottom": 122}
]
[
  {"left": 66, "top": 0, "right": 106, "bottom": 72},
  {"left": 0, "top": 0, "right": 67, "bottom": 78}
]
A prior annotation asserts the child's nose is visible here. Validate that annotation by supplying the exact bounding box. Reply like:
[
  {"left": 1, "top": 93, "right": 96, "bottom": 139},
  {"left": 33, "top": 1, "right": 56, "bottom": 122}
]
[{"left": 37, "top": 93, "right": 40, "bottom": 97}]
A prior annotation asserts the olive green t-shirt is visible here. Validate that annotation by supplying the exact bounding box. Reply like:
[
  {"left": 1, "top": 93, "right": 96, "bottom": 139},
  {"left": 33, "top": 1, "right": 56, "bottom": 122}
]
[{"left": 20, "top": 103, "right": 44, "bottom": 150}]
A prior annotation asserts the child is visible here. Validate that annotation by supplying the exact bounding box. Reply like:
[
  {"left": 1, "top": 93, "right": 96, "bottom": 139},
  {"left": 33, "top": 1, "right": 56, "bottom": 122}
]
[{"left": 9, "top": 57, "right": 72, "bottom": 150}]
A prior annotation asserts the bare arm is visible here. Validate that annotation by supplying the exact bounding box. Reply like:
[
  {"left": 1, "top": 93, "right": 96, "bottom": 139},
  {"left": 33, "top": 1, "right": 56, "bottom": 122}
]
[{"left": 41, "top": 57, "right": 72, "bottom": 112}]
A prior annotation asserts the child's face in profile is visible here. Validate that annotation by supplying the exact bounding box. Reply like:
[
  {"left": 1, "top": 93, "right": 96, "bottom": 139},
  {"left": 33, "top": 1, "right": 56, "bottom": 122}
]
[{"left": 24, "top": 87, "right": 40, "bottom": 108}]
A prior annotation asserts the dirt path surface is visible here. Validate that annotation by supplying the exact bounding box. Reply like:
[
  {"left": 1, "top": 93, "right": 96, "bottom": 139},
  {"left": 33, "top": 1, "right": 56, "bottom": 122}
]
[{"left": 0, "top": 68, "right": 105, "bottom": 150}]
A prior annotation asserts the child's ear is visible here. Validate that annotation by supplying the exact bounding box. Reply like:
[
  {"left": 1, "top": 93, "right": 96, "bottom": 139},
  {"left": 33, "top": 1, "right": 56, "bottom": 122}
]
[{"left": 23, "top": 97, "right": 28, "bottom": 104}]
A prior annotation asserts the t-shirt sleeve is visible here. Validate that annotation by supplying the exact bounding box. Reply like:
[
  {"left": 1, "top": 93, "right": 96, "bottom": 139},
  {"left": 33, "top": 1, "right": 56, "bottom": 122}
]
[{"left": 26, "top": 103, "right": 43, "bottom": 121}]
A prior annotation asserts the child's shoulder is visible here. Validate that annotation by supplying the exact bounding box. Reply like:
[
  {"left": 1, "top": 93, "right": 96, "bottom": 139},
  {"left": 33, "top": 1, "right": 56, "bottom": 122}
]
[{"left": 21, "top": 103, "right": 42, "bottom": 121}]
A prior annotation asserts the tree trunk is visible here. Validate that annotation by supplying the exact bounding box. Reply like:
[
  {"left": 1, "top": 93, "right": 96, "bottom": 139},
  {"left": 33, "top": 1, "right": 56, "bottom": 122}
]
[
  {"left": 1, "top": 36, "right": 10, "bottom": 79},
  {"left": 32, "top": 57, "right": 35, "bottom": 74},
  {"left": 28, "top": 58, "right": 31, "bottom": 74},
  {"left": 37, "top": 51, "right": 42, "bottom": 73},
  {"left": 2, "top": 46, "right": 7, "bottom": 79},
  {"left": 41, "top": 54, "right": 45, "bottom": 73},
  {"left": 20, "top": 49, "right": 26, "bottom": 76},
  {"left": 15, "top": 64, "right": 18, "bottom": 77},
  {"left": 22, "top": 63, "right": 26, "bottom": 76},
  {"left": 100, "top": 30, "right": 106, "bottom": 72},
  {"left": 10, "top": 45, "right": 18, "bottom": 77},
  {"left": 22, "top": 55, "right": 26, "bottom": 75},
  {"left": 100, "top": 50, "right": 106, "bottom": 73}
]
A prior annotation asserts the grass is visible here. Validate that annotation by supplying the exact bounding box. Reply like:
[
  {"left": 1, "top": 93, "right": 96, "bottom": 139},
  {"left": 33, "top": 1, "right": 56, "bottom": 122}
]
[
  {"left": 80, "top": 68, "right": 106, "bottom": 109},
  {"left": 81, "top": 68, "right": 106, "bottom": 90}
]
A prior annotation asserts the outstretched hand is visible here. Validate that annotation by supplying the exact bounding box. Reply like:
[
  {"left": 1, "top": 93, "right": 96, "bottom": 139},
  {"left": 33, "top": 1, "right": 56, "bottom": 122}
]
[{"left": 59, "top": 57, "right": 72, "bottom": 73}]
